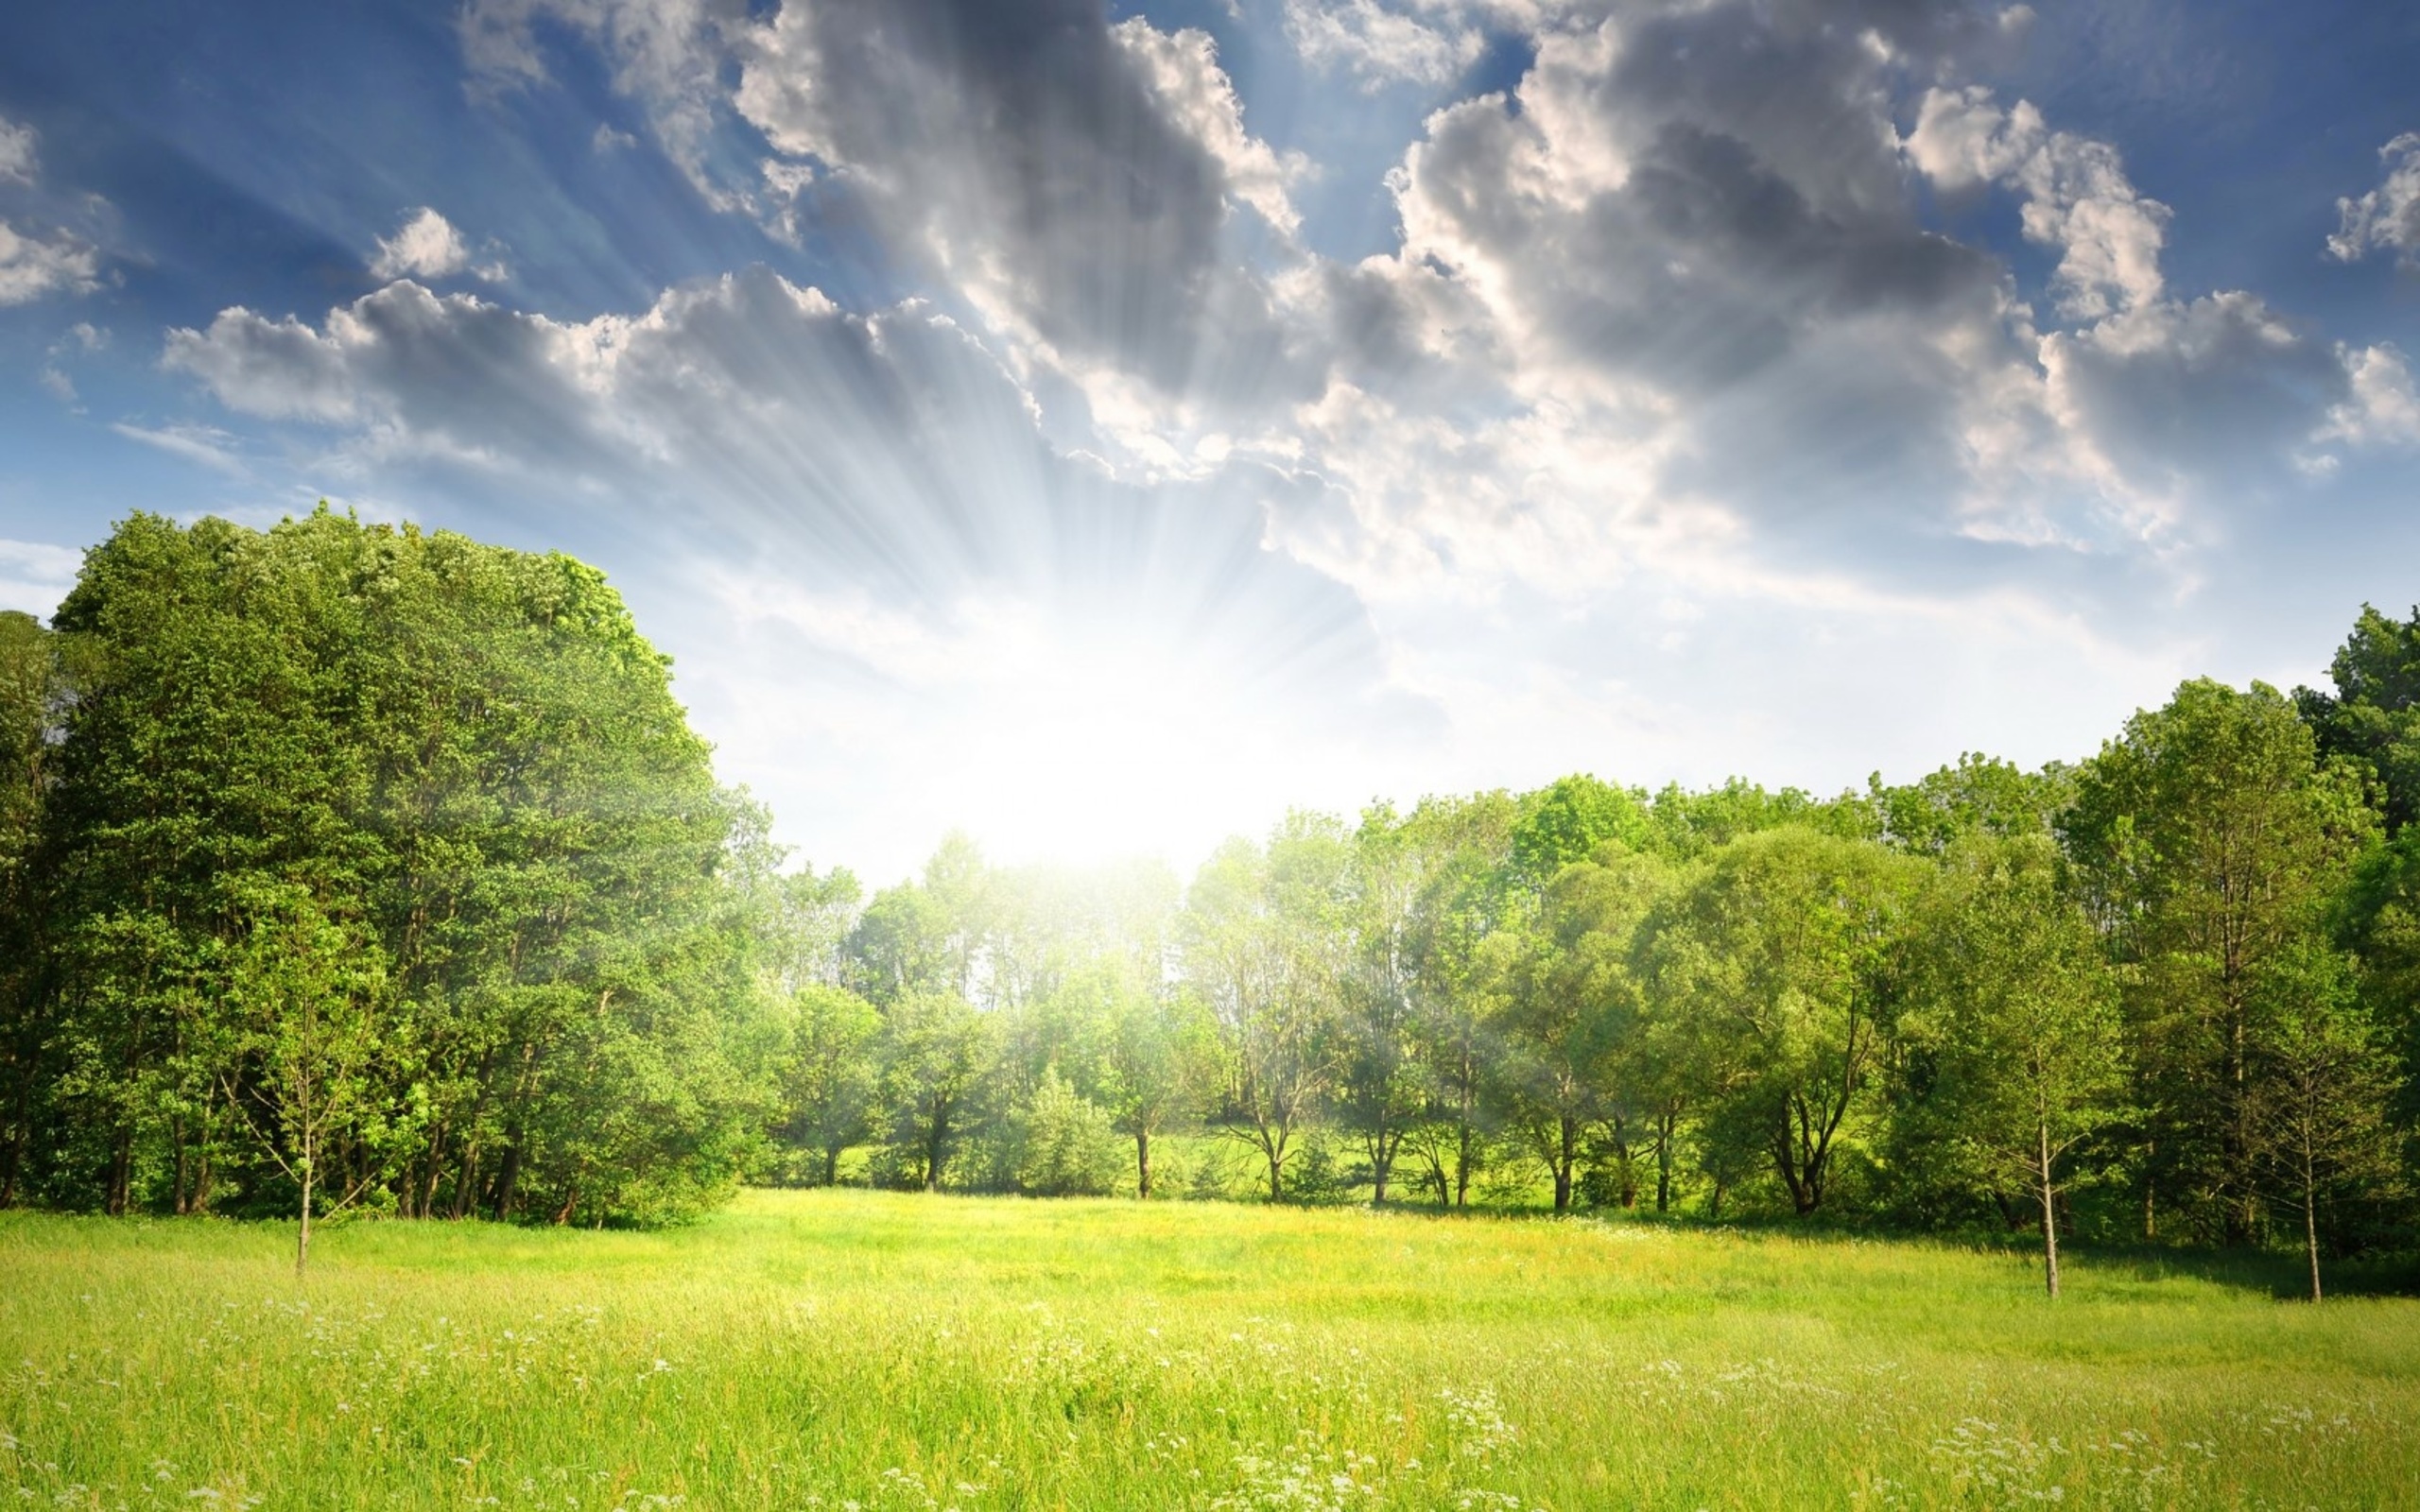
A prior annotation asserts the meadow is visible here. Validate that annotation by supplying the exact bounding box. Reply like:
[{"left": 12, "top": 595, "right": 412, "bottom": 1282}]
[{"left": 4, "top": 1192, "right": 2416, "bottom": 1511}]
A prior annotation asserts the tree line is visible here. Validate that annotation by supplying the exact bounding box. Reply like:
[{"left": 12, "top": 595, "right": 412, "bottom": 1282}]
[{"left": 3, "top": 513, "right": 2417, "bottom": 1297}]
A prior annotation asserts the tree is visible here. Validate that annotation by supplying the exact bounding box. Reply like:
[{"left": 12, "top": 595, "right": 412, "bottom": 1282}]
[
  {"left": 2298, "top": 604, "right": 2420, "bottom": 834},
  {"left": 2246, "top": 945, "right": 2407, "bottom": 1301},
  {"left": 777, "top": 983, "right": 879, "bottom": 1185},
  {"left": 1080, "top": 958, "right": 1207, "bottom": 1198},
  {"left": 1641, "top": 827, "right": 1917, "bottom": 1215},
  {"left": 874, "top": 990, "right": 993, "bottom": 1191},
  {"left": 1332, "top": 806, "right": 1434, "bottom": 1205},
  {"left": 1537, "top": 846, "right": 1672, "bottom": 1212},
  {"left": 1400, "top": 792, "right": 1517, "bottom": 1207},
  {"left": 1184, "top": 822, "right": 1346, "bottom": 1202},
  {"left": 2066, "top": 679, "right": 2376, "bottom": 1244},
  {"left": 0, "top": 612, "right": 68, "bottom": 1209},
  {"left": 1902, "top": 837, "right": 2128, "bottom": 1297},
  {"left": 221, "top": 885, "right": 394, "bottom": 1275}
]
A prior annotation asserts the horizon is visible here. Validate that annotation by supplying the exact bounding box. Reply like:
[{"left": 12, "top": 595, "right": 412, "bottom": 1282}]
[{"left": 5, "top": 0, "right": 2420, "bottom": 882}]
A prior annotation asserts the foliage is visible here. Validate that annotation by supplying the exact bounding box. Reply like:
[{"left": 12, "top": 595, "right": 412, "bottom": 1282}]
[{"left": 6, "top": 521, "right": 2416, "bottom": 1285}]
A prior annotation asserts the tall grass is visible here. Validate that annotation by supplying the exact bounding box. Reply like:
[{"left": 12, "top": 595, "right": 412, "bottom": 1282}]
[{"left": 4, "top": 1190, "right": 2415, "bottom": 1508}]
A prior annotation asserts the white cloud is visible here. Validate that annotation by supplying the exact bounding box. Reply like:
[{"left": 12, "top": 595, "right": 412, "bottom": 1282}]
[
  {"left": 0, "top": 115, "right": 36, "bottom": 185},
  {"left": 110, "top": 421, "right": 250, "bottom": 474},
  {"left": 2321, "top": 343, "right": 2420, "bottom": 447},
  {"left": 0, "top": 538, "right": 81, "bottom": 620},
  {"left": 1908, "top": 87, "right": 2170, "bottom": 321},
  {"left": 369, "top": 207, "right": 507, "bottom": 283},
  {"left": 1283, "top": 0, "right": 1486, "bottom": 91},
  {"left": 2330, "top": 132, "right": 2420, "bottom": 267},
  {"left": 0, "top": 220, "right": 100, "bottom": 305}
]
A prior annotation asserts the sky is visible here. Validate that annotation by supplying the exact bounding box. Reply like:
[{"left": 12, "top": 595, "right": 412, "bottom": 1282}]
[{"left": 2, "top": 0, "right": 2418, "bottom": 883}]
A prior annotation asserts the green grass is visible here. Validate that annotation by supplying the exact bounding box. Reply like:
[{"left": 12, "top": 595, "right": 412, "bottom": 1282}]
[{"left": 4, "top": 1192, "right": 2416, "bottom": 1509}]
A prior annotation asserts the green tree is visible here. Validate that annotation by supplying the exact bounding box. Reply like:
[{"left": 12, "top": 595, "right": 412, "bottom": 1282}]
[
  {"left": 1184, "top": 820, "right": 1347, "bottom": 1202},
  {"left": 2246, "top": 945, "right": 2408, "bottom": 1301},
  {"left": 220, "top": 884, "right": 394, "bottom": 1275},
  {"left": 1078, "top": 957, "right": 1207, "bottom": 1198},
  {"left": 874, "top": 990, "right": 994, "bottom": 1191},
  {"left": 779, "top": 983, "right": 880, "bottom": 1185},
  {"left": 2298, "top": 604, "right": 2420, "bottom": 833},
  {"left": 1642, "top": 827, "right": 1918, "bottom": 1215},
  {"left": 2066, "top": 679, "right": 2376, "bottom": 1244},
  {"left": 1901, "top": 837, "right": 2128, "bottom": 1297}
]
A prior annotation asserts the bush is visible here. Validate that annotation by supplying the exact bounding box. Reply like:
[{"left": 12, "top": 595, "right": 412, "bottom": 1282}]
[{"left": 1012, "top": 1071, "right": 1126, "bottom": 1197}]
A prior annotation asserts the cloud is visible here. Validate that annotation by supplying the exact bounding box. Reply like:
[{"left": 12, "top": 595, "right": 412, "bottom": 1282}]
[
  {"left": 369, "top": 207, "right": 507, "bottom": 283},
  {"left": 1283, "top": 0, "right": 1486, "bottom": 90},
  {"left": 0, "top": 219, "right": 101, "bottom": 305},
  {"left": 1908, "top": 87, "right": 2170, "bottom": 320},
  {"left": 0, "top": 117, "right": 104, "bottom": 307},
  {"left": 110, "top": 421, "right": 251, "bottom": 474},
  {"left": 0, "top": 538, "right": 81, "bottom": 620},
  {"left": 162, "top": 262, "right": 1437, "bottom": 871},
  {"left": 2321, "top": 343, "right": 2420, "bottom": 448},
  {"left": 0, "top": 115, "right": 35, "bottom": 185},
  {"left": 2329, "top": 132, "right": 2420, "bottom": 268}
]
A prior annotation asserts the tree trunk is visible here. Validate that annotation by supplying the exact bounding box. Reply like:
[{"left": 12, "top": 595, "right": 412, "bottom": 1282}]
[
  {"left": 2303, "top": 1142, "right": 2324, "bottom": 1304},
  {"left": 297, "top": 1149, "right": 314, "bottom": 1279},
  {"left": 2037, "top": 1120, "right": 2061, "bottom": 1300},
  {"left": 1552, "top": 1116, "right": 1577, "bottom": 1214},
  {"left": 822, "top": 1143, "right": 841, "bottom": 1188},
  {"left": 106, "top": 1127, "right": 132, "bottom": 1216},
  {"left": 1454, "top": 1112, "right": 1473, "bottom": 1209},
  {"left": 490, "top": 1141, "right": 523, "bottom": 1221},
  {"left": 1135, "top": 1129, "right": 1152, "bottom": 1199},
  {"left": 553, "top": 1188, "right": 579, "bottom": 1226},
  {"left": 1654, "top": 1113, "right": 1673, "bottom": 1214},
  {"left": 1266, "top": 1145, "right": 1285, "bottom": 1202}
]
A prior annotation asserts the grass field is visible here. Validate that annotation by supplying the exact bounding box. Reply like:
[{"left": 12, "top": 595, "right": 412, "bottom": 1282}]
[{"left": 4, "top": 1192, "right": 2416, "bottom": 1510}]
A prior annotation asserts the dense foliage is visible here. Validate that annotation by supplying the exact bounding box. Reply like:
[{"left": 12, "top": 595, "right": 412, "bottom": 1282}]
[
  {"left": 3, "top": 511, "right": 2416, "bottom": 1297},
  {"left": 0, "top": 511, "right": 772, "bottom": 1238}
]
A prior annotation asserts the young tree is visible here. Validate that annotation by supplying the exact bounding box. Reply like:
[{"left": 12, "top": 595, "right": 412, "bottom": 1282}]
[
  {"left": 222, "top": 885, "right": 394, "bottom": 1275},
  {"left": 1903, "top": 837, "right": 2128, "bottom": 1297},
  {"left": 2246, "top": 946, "right": 2408, "bottom": 1301}
]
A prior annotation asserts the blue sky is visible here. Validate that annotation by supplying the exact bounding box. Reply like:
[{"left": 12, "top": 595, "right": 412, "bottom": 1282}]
[{"left": 3, "top": 0, "right": 2418, "bottom": 880}]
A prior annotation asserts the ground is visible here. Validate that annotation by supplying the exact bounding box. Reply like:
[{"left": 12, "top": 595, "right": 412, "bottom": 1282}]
[{"left": 3, "top": 1190, "right": 2415, "bottom": 1509}]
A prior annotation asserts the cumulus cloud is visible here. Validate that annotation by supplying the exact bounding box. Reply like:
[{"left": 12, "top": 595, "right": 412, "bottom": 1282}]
[
  {"left": 369, "top": 207, "right": 506, "bottom": 283},
  {"left": 1908, "top": 87, "right": 2170, "bottom": 320},
  {"left": 1283, "top": 0, "right": 1486, "bottom": 90},
  {"left": 147, "top": 0, "right": 2418, "bottom": 869},
  {"left": 2330, "top": 132, "right": 2420, "bottom": 267}
]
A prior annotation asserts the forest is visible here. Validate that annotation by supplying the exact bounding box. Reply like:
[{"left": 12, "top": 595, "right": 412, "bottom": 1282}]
[{"left": 3, "top": 509, "right": 2416, "bottom": 1297}]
